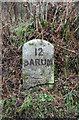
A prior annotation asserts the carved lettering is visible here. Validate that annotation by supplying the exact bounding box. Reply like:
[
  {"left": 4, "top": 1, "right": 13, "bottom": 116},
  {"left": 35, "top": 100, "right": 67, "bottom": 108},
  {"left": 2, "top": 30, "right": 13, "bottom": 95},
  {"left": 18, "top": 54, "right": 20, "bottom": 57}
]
[
  {"left": 30, "top": 59, "right": 34, "bottom": 66},
  {"left": 35, "top": 59, "right": 40, "bottom": 65},
  {"left": 47, "top": 59, "right": 52, "bottom": 66},
  {"left": 41, "top": 59, "right": 46, "bottom": 65},
  {"left": 24, "top": 60, "right": 29, "bottom": 67},
  {"left": 24, "top": 58, "right": 53, "bottom": 66}
]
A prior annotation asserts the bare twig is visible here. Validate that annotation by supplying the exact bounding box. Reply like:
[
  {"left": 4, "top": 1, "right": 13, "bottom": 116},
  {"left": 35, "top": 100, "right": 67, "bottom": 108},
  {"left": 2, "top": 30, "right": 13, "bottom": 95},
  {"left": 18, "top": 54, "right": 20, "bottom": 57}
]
[
  {"left": 0, "top": 114, "right": 12, "bottom": 119},
  {"left": 57, "top": 45, "right": 78, "bottom": 55},
  {"left": 68, "top": 75, "right": 79, "bottom": 78}
]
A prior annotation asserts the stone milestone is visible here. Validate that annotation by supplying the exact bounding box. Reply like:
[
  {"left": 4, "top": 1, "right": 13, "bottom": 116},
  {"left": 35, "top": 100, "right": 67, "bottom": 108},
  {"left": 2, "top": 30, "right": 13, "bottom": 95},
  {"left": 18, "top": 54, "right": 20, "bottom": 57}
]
[{"left": 23, "top": 39, "right": 54, "bottom": 89}]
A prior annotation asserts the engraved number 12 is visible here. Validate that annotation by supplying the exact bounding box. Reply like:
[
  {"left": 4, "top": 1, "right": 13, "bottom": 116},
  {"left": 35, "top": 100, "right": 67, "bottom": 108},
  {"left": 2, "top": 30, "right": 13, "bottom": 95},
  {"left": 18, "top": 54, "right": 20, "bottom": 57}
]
[{"left": 35, "top": 48, "right": 43, "bottom": 56}]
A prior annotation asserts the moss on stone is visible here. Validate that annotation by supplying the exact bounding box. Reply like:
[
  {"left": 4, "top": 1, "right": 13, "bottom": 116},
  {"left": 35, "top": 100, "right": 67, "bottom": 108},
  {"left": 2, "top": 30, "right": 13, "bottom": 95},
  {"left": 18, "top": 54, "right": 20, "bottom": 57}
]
[
  {"left": 52, "top": 44, "right": 54, "bottom": 46},
  {"left": 52, "top": 64, "right": 55, "bottom": 69},
  {"left": 28, "top": 43, "right": 34, "bottom": 46},
  {"left": 23, "top": 73, "right": 30, "bottom": 81},
  {"left": 35, "top": 44, "right": 36, "bottom": 46},
  {"left": 42, "top": 69, "right": 45, "bottom": 74},
  {"left": 48, "top": 72, "right": 51, "bottom": 75},
  {"left": 45, "top": 78, "right": 49, "bottom": 82},
  {"left": 43, "top": 57, "right": 45, "bottom": 60}
]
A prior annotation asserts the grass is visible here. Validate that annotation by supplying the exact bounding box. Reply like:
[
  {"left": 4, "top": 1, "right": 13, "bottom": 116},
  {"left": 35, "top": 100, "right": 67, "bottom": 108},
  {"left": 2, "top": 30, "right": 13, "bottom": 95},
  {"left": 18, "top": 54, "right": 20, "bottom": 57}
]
[{"left": 2, "top": 86, "right": 79, "bottom": 119}]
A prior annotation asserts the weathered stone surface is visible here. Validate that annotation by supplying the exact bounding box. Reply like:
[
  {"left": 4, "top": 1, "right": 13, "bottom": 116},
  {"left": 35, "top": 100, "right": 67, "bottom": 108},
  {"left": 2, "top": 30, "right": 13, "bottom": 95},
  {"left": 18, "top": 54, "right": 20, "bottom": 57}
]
[{"left": 23, "top": 39, "right": 54, "bottom": 89}]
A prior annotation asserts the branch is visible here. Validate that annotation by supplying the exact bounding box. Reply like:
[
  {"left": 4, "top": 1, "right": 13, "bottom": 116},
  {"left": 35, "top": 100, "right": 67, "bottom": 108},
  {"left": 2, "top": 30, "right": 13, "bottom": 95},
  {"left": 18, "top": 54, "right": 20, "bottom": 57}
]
[
  {"left": 57, "top": 45, "right": 79, "bottom": 55},
  {"left": 0, "top": 114, "right": 12, "bottom": 119}
]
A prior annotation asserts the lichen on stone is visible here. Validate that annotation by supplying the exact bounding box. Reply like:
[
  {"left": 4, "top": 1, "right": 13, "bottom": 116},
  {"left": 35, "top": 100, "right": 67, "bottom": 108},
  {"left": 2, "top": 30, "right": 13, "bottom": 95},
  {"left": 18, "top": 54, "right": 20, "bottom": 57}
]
[
  {"left": 28, "top": 43, "right": 34, "bottom": 46},
  {"left": 45, "top": 78, "right": 49, "bottom": 82}
]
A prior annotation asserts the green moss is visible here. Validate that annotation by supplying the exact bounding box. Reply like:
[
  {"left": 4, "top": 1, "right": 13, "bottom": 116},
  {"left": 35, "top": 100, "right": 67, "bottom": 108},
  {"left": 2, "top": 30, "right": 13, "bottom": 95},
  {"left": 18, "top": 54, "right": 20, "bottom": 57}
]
[
  {"left": 42, "top": 70, "right": 45, "bottom": 74},
  {"left": 29, "top": 43, "right": 34, "bottom": 46},
  {"left": 40, "top": 42, "right": 43, "bottom": 45},
  {"left": 23, "top": 75, "right": 28, "bottom": 80},
  {"left": 45, "top": 78, "right": 49, "bottom": 82},
  {"left": 40, "top": 40, "right": 43, "bottom": 43},
  {"left": 22, "top": 58, "right": 24, "bottom": 63},
  {"left": 23, "top": 73, "right": 30, "bottom": 81},
  {"left": 35, "top": 44, "right": 36, "bottom": 46},
  {"left": 52, "top": 44, "right": 54, "bottom": 47},
  {"left": 24, "top": 73, "right": 30, "bottom": 76},
  {"left": 48, "top": 72, "right": 51, "bottom": 75},
  {"left": 53, "top": 64, "right": 55, "bottom": 68},
  {"left": 25, "top": 76, "right": 28, "bottom": 79},
  {"left": 47, "top": 64, "right": 49, "bottom": 67},
  {"left": 43, "top": 57, "right": 45, "bottom": 60}
]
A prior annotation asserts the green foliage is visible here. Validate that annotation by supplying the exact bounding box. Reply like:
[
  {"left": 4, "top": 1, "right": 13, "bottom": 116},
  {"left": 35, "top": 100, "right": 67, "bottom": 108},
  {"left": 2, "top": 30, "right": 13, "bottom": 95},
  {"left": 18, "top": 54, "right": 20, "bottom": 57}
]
[
  {"left": 74, "top": 30, "right": 77, "bottom": 35},
  {"left": 14, "top": 26, "right": 23, "bottom": 37},
  {"left": 59, "top": 10, "right": 63, "bottom": 15},
  {"left": 20, "top": 96, "right": 33, "bottom": 111},
  {"left": 51, "top": 22, "right": 54, "bottom": 31},
  {"left": 2, "top": 97, "right": 17, "bottom": 118},
  {"left": 65, "top": 30, "right": 69, "bottom": 41},
  {"left": 2, "top": 85, "right": 79, "bottom": 119},
  {"left": 41, "top": 20, "right": 47, "bottom": 30},
  {"left": 7, "top": 27, "right": 11, "bottom": 37},
  {"left": 63, "top": 23, "right": 67, "bottom": 29},
  {"left": 70, "top": 17, "right": 74, "bottom": 23},
  {"left": 37, "top": 32, "right": 40, "bottom": 35},
  {"left": 44, "top": 20, "right": 47, "bottom": 30},
  {"left": 12, "top": 22, "right": 34, "bottom": 47}
]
